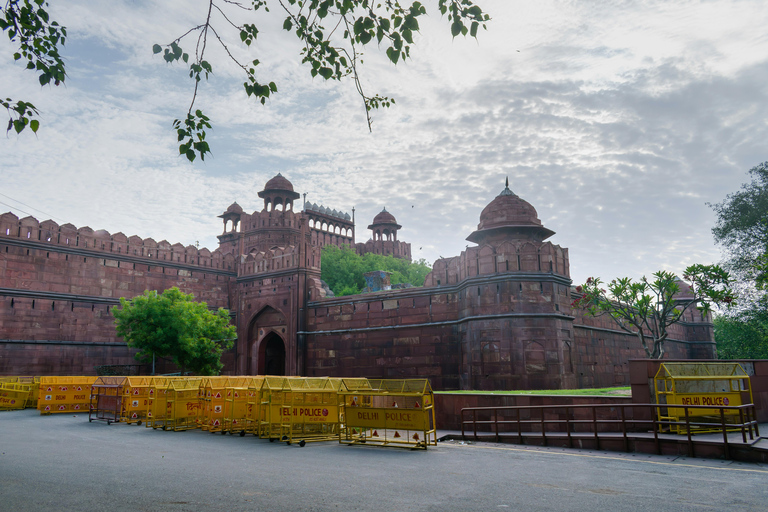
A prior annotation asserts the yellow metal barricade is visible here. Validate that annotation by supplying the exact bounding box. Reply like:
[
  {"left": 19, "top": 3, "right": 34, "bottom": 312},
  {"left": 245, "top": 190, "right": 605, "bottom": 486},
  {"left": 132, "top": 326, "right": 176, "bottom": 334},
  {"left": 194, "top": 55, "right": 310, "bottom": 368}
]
[
  {"left": 89, "top": 376, "right": 124, "bottom": 424},
  {"left": 257, "top": 376, "right": 292, "bottom": 440},
  {"left": 1, "top": 377, "right": 40, "bottom": 408},
  {"left": 222, "top": 376, "right": 262, "bottom": 436},
  {"left": 655, "top": 362, "right": 754, "bottom": 434},
  {"left": 38, "top": 376, "right": 97, "bottom": 414},
  {"left": 0, "top": 382, "right": 32, "bottom": 410},
  {"left": 339, "top": 379, "right": 437, "bottom": 450},
  {"left": 145, "top": 376, "right": 177, "bottom": 429},
  {"left": 161, "top": 378, "right": 203, "bottom": 431},
  {"left": 121, "top": 377, "right": 152, "bottom": 424},
  {"left": 276, "top": 377, "right": 343, "bottom": 446},
  {"left": 200, "top": 376, "right": 229, "bottom": 432}
]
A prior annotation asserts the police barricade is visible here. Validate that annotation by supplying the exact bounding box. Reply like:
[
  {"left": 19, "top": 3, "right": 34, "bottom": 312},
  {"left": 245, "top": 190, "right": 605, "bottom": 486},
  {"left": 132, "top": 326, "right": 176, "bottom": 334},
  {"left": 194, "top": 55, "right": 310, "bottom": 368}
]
[
  {"left": 0, "top": 382, "right": 33, "bottom": 410},
  {"left": 145, "top": 376, "right": 179, "bottom": 429},
  {"left": 275, "top": 377, "right": 343, "bottom": 446},
  {"left": 159, "top": 378, "right": 203, "bottom": 432},
  {"left": 89, "top": 376, "right": 124, "bottom": 424},
  {"left": 655, "top": 362, "right": 754, "bottom": 434},
  {"left": 339, "top": 379, "right": 437, "bottom": 450},
  {"left": 38, "top": 376, "right": 97, "bottom": 414},
  {"left": 1, "top": 377, "right": 40, "bottom": 408},
  {"left": 222, "top": 376, "right": 262, "bottom": 436},
  {"left": 257, "top": 376, "right": 308, "bottom": 440},
  {"left": 200, "top": 376, "right": 229, "bottom": 433},
  {"left": 121, "top": 377, "right": 153, "bottom": 425}
]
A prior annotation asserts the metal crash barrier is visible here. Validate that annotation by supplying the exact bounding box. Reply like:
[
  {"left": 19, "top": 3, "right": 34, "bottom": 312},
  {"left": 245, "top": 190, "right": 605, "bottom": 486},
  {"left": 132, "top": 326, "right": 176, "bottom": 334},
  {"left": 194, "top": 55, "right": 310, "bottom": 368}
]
[
  {"left": 13, "top": 375, "right": 441, "bottom": 452},
  {"left": 222, "top": 376, "right": 262, "bottom": 436},
  {"left": 339, "top": 379, "right": 437, "bottom": 450},
  {"left": 200, "top": 376, "right": 229, "bottom": 433},
  {"left": 655, "top": 362, "right": 754, "bottom": 434},
  {"left": 121, "top": 377, "right": 152, "bottom": 425},
  {"left": 0, "top": 382, "right": 33, "bottom": 410},
  {"left": 89, "top": 376, "right": 124, "bottom": 424},
  {"left": 38, "top": 376, "right": 97, "bottom": 414},
  {"left": 156, "top": 378, "right": 203, "bottom": 432},
  {"left": 0, "top": 377, "right": 39, "bottom": 408},
  {"left": 279, "top": 377, "right": 342, "bottom": 446},
  {"left": 145, "top": 376, "right": 178, "bottom": 428}
]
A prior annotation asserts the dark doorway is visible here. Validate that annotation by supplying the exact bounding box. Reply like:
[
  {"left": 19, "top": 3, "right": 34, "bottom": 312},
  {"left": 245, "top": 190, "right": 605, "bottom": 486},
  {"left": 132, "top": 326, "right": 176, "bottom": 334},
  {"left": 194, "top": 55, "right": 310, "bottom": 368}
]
[{"left": 258, "top": 333, "right": 285, "bottom": 375}]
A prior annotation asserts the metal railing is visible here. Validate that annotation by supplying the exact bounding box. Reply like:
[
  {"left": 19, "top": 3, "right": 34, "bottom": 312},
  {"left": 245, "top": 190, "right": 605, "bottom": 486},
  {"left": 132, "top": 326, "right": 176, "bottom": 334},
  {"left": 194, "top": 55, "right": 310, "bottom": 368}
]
[{"left": 460, "top": 403, "right": 760, "bottom": 459}]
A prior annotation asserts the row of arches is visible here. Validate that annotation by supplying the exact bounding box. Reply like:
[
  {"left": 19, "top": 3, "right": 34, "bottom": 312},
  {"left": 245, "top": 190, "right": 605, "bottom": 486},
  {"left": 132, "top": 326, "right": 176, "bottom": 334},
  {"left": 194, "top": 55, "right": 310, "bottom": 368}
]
[{"left": 308, "top": 218, "right": 353, "bottom": 237}]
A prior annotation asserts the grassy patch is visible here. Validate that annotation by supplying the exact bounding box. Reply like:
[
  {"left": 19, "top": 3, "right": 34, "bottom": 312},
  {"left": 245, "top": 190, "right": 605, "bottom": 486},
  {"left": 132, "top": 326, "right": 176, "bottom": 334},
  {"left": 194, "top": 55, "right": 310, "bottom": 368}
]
[{"left": 435, "top": 387, "right": 631, "bottom": 396}]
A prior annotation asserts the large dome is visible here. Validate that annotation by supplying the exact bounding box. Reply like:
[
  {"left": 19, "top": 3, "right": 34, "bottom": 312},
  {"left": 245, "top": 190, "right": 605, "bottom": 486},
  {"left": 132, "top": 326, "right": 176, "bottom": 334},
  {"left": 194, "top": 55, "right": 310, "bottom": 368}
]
[
  {"left": 368, "top": 207, "right": 401, "bottom": 230},
  {"left": 258, "top": 173, "right": 300, "bottom": 200},
  {"left": 263, "top": 173, "right": 294, "bottom": 192},
  {"left": 371, "top": 208, "right": 398, "bottom": 225},
  {"left": 477, "top": 189, "right": 541, "bottom": 231},
  {"left": 467, "top": 180, "right": 554, "bottom": 243}
]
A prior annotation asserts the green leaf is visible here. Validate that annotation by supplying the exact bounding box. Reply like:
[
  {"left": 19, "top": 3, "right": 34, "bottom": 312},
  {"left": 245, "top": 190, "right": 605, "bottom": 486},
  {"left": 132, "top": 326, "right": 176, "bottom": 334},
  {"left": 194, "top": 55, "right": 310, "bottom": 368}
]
[
  {"left": 152, "top": 44, "right": 162, "bottom": 54},
  {"left": 30, "top": 119, "right": 39, "bottom": 133},
  {"left": 283, "top": 18, "right": 292, "bottom": 31},
  {"left": 451, "top": 20, "right": 462, "bottom": 37},
  {"left": 386, "top": 47, "right": 399, "bottom": 64},
  {"left": 185, "top": 149, "right": 196, "bottom": 162}
]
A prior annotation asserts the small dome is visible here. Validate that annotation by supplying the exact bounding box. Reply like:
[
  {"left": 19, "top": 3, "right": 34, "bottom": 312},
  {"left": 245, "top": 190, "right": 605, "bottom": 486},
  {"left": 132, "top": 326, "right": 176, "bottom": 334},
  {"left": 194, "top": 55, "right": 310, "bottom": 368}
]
[
  {"left": 344, "top": 213, "right": 351, "bottom": 221},
  {"left": 263, "top": 173, "right": 294, "bottom": 192},
  {"left": 225, "top": 202, "right": 243, "bottom": 214},
  {"left": 372, "top": 207, "right": 397, "bottom": 225}
]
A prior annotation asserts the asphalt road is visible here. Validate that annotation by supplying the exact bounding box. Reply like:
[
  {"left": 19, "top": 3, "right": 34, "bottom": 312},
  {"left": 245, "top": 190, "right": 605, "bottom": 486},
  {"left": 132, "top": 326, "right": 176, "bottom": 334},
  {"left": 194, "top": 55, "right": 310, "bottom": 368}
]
[{"left": 1, "top": 409, "right": 767, "bottom": 511}]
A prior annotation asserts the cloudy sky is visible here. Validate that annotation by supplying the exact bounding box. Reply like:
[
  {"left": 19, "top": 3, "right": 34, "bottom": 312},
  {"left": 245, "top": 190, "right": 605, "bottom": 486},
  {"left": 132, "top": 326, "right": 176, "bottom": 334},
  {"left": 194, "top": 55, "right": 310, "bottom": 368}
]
[{"left": 2, "top": 0, "right": 767, "bottom": 285}]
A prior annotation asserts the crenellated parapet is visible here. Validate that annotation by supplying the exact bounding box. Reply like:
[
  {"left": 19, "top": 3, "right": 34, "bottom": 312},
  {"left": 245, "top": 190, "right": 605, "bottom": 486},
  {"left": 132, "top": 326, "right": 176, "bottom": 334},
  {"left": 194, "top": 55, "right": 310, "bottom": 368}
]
[
  {"left": 240, "top": 245, "right": 300, "bottom": 275},
  {"left": 424, "top": 240, "right": 569, "bottom": 287},
  {"left": 0, "top": 212, "right": 234, "bottom": 271},
  {"left": 355, "top": 239, "right": 411, "bottom": 260}
]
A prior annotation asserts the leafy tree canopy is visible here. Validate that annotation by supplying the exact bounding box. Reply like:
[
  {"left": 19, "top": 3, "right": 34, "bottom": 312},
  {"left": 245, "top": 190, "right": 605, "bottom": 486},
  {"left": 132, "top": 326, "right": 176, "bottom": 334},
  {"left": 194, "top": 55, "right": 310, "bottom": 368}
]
[
  {"left": 573, "top": 265, "right": 734, "bottom": 359},
  {"left": 710, "top": 161, "right": 768, "bottom": 291},
  {"left": 112, "top": 287, "right": 236, "bottom": 375},
  {"left": 2, "top": 0, "right": 489, "bottom": 161},
  {"left": 714, "top": 306, "right": 768, "bottom": 360},
  {"left": 320, "top": 244, "right": 431, "bottom": 296}
]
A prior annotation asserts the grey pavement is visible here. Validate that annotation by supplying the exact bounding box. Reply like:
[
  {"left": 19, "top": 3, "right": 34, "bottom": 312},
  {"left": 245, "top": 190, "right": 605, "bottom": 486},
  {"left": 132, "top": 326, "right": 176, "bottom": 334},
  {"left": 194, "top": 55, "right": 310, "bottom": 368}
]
[{"left": 1, "top": 409, "right": 767, "bottom": 511}]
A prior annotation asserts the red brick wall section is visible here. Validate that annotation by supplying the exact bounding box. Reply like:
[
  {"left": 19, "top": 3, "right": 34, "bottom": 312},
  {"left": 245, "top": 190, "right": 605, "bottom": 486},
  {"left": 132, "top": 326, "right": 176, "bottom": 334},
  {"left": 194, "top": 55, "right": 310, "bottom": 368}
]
[
  {"left": 1, "top": 213, "right": 237, "bottom": 375},
  {"left": 305, "top": 290, "right": 461, "bottom": 389}
]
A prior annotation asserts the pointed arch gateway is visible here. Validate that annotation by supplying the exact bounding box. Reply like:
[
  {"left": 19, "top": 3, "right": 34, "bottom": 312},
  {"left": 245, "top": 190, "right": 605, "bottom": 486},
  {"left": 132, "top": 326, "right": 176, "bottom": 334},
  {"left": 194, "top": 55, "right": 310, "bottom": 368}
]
[{"left": 247, "top": 305, "right": 288, "bottom": 375}]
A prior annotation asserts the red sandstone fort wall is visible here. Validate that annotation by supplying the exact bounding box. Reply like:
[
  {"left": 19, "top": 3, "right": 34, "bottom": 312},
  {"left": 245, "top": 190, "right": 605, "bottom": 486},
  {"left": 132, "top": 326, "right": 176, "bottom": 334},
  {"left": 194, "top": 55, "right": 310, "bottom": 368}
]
[
  {"left": 305, "top": 289, "right": 461, "bottom": 389},
  {"left": 0, "top": 213, "right": 237, "bottom": 375}
]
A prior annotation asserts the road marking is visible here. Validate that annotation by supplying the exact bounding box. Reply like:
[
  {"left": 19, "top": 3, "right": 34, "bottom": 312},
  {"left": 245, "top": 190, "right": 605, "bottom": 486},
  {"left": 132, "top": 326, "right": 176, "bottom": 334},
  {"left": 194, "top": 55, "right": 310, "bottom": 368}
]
[{"left": 442, "top": 442, "right": 768, "bottom": 474}]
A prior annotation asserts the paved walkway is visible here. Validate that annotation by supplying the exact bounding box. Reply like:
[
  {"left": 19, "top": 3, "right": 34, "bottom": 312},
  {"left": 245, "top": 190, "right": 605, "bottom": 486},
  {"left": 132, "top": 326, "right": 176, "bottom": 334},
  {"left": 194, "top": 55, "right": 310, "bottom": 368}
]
[{"left": 2, "top": 409, "right": 767, "bottom": 511}]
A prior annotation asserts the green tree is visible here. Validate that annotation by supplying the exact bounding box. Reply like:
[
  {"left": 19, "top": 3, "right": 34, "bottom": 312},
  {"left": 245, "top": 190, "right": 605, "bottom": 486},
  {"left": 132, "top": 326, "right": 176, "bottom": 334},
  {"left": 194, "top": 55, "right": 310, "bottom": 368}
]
[
  {"left": 714, "top": 308, "right": 768, "bottom": 359},
  {"left": 710, "top": 161, "right": 768, "bottom": 293},
  {"left": 112, "top": 287, "right": 236, "bottom": 375},
  {"left": 709, "top": 161, "right": 768, "bottom": 359},
  {"left": 573, "top": 265, "right": 734, "bottom": 359},
  {"left": 3, "top": 0, "right": 489, "bottom": 161},
  {"left": 320, "top": 244, "right": 431, "bottom": 296}
]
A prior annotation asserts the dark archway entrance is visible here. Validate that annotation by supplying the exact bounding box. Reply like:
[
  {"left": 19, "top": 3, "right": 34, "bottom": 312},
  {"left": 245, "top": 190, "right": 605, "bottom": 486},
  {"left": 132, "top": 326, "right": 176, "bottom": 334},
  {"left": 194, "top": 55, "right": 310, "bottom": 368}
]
[
  {"left": 247, "top": 306, "right": 287, "bottom": 375},
  {"left": 258, "top": 333, "right": 285, "bottom": 375}
]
